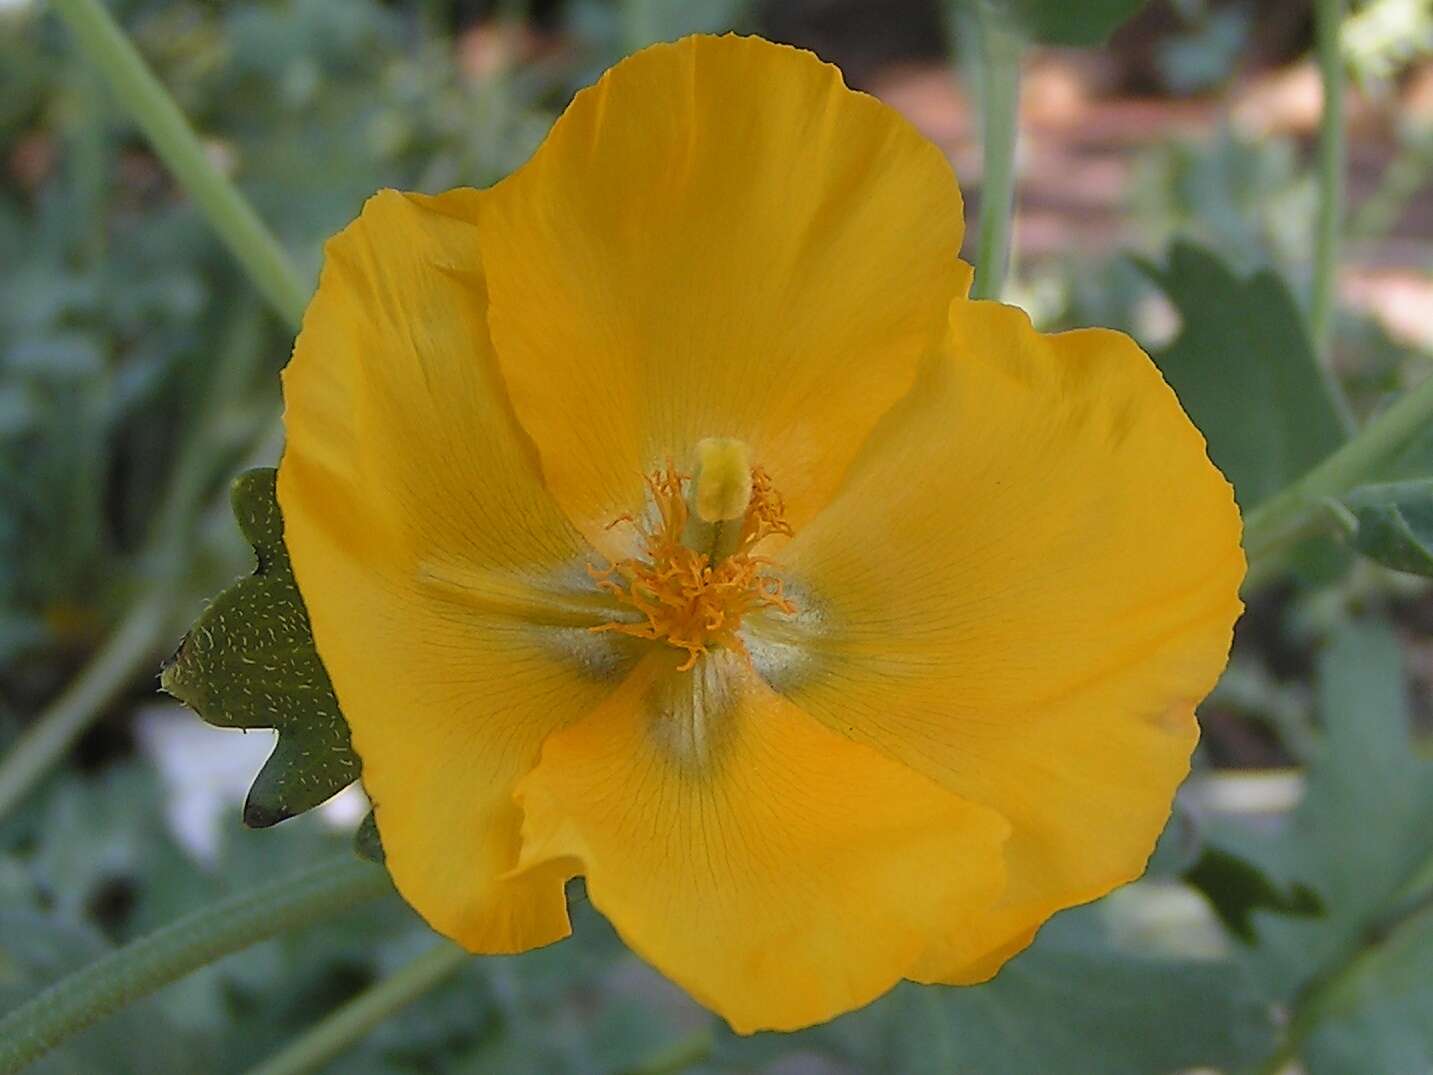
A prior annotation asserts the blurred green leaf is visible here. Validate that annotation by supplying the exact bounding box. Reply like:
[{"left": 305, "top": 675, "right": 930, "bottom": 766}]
[
  {"left": 1138, "top": 241, "right": 1347, "bottom": 509},
  {"left": 955, "top": 0, "right": 1147, "bottom": 46},
  {"left": 937, "top": 921, "right": 1272, "bottom": 1074},
  {"left": 1001, "top": 0, "right": 1148, "bottom": 45},
  {"left": 759, "top": 907, "right": 1273, "bottom": 1075},
  {"left": 161, "top": 467, "right": 358, "bottom": 827},
  {"left": 1184, "top": 843, "right": 1321, "bottom": 943},
  {"left": 1158, "top": 6, "right": 1250, "bottom": 92},
  {"left": 1343, "top": 480, "right": 1433, "bottom": 575}
]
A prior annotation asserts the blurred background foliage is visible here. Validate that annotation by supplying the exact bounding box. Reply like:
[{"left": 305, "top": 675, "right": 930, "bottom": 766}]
[{"left": 1, "top": 0, "right": 1432, "bottom": 1072}]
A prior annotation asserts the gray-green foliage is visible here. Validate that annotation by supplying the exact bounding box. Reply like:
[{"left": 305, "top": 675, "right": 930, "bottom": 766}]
[
  {"left": 7, "top": 0, "right": 1433, "bottom": 1072},
  {"left": 1222, "top": 625, "right": 1433, "bottom": 1073},
  {"left": 0, "top": 0, "right": 557, "bottom": 683},
  {"left": 1131, "top": 128, "right": 1318, "bottom": 276},
  {"left": 0, "top": 774, "right": 670, "bottom": 1075}
]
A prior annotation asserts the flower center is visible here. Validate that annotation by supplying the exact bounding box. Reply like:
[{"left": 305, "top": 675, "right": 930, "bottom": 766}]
[{"left": 589, "top": 439, "right": 796, "bottom": 670}]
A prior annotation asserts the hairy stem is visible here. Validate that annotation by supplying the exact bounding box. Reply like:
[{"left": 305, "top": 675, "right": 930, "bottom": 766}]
[
  {"left": 0, "top": 857, "right": 393, "bottom": 1075},
  {"left": 243, "top": 943, "right": 469, "bottom": 1075}
]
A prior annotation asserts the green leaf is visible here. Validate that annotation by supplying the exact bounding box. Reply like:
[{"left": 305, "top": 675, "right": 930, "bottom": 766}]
[
  {"left": 937, "top": 914, "right": 1273, "bottom": 1074},
  {"left": 778, "top": 908, "right": 1273, "bottom": 1075},
  {"left": 1343, "top": 480, "right": 1433, "bottom": 575},
  {"left": 1137, "top": 241, "right": 1348, "bottom": 510},
  {"left": 1184, "top": 843, "right": 1321, "bottom": 943},
  {"left": 1002, "top": 0, "right": 1147, "bottom": 46},
  {"left": 160, "top": 468, "right": 359, "bottom": 827}
]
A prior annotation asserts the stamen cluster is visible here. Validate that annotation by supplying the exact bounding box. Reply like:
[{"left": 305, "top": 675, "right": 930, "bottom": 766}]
[{"left": 590, "top": 464, "right": 795, "bottom": 669}]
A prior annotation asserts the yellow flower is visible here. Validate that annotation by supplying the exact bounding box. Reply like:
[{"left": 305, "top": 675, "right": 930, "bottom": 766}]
[{"left": 277, "top": 34, "right": 1244, "bottom": 1033}]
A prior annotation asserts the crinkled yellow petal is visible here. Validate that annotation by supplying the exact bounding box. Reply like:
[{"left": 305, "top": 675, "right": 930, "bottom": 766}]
[
  {"left": 511, "top": 651, "right": 1010, "bottom": 1033},
  {"left": 764, "top": 299, "right": 1245, "bottom": 980},
  {"left": 279, "top": 189, "right": 636, "bottom": 954},
  {"left": 475, "top": 34, "right": 966, "bottom": 555}
]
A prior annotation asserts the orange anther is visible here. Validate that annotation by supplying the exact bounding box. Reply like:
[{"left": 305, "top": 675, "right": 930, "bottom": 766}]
[{"left": 590, "top": 461, "right": 795, "bottom": 666}]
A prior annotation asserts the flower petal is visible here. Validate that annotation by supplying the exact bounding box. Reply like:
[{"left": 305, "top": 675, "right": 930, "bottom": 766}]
[
  {"left": 511, "top": 651, "right": 1009, "bottom": 1033},
  {"left": 279, "top": 189, "right": 635, "bottom": 953},
  {"left": 764, "top": 300, "right": 1245, "bottom": 978},
  {"left": 475, "top": 34, "right": 966, "bottom": 555}
]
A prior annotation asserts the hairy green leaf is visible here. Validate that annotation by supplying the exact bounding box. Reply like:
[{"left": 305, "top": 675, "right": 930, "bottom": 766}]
[
  {"left": 160, "top": 468, "right": 359, "bottom": 827},
  {"left": 1138, "top": 242, "right": 1348, "bottom": 510}
]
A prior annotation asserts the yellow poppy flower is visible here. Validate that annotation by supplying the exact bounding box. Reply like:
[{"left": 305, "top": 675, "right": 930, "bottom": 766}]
[{"left": 277, "top": 34, "right": 1244, "bottom": 1033}]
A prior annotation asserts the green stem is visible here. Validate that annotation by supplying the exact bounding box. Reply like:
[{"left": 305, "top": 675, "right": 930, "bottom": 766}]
[
  {"left": 971, "top": 11, "right": 1023, "bottom": 301},
  {"left": 1309, "top": 0, "right": 1346, "bottom": 356},
  {"left": 244, "top": 943, "right": 468, "bottom": 1075},
  {"left": 1242, "top": 370, "right": 1433, "bottom": 575},
  {"left": 50, "top": 0, "right": 309, "bottom": 328},
  {"left": 0, "top": 589, "right": 172, "bottom": 819},
  {"left": 0, "top": 857, "right": 392, "bottom": 1075}
]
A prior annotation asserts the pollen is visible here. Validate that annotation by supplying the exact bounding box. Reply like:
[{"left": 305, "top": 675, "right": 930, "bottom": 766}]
[{"left": 589, "top": 454, "right": 795, "bottom": 671}]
